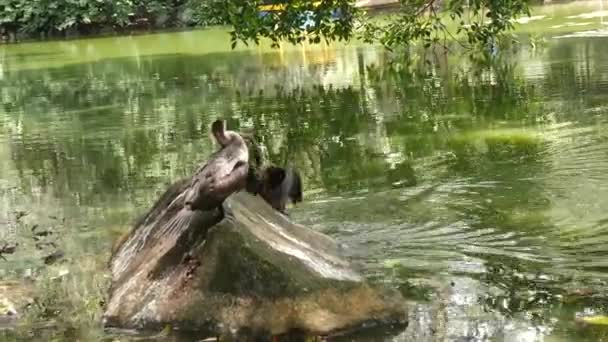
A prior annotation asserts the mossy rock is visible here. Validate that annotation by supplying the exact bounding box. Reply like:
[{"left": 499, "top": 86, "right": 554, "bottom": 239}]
[{"left": 104, "top": 191, "right": 407, "bottom": 339}]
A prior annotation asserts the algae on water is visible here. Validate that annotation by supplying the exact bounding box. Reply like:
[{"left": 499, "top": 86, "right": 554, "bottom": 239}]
[{"left": 448, "top": 128, "right": 544, "bottom": 159}]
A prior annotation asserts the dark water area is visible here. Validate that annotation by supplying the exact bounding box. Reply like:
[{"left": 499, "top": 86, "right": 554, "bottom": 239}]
[{"left": 1, "top": 23, "right": 608, "bottom": 341}]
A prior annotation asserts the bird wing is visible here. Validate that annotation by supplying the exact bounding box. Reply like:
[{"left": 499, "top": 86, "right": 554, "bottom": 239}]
[
  {"left": 211, "top": 160, "right": 249, "bottom": 199},
  {"left": 195, "top": 155, "right": 247, "bottom": 198}
]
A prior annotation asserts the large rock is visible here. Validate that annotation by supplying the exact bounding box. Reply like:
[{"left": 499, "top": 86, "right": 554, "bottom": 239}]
[{"left": 104, "top": 189, "right": 407, "bottom": 339}]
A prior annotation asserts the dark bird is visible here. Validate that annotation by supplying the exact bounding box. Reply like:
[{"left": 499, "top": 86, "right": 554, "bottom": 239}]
[
  {"left": 258, "top": 165, "right": 303, "bottom": 214},
  {"left": 184, "top": 120, "right": 250, "bottom": 211}
]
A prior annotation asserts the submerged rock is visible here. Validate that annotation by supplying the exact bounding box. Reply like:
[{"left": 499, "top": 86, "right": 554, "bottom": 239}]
[{"left": 104, "top": 190, "right": 407, "bottom": 339}]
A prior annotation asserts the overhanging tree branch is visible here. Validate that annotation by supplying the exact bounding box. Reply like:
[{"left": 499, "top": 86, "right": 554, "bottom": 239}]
[{"left": 219, "top": 0, "right": 531, "bottom": 54}]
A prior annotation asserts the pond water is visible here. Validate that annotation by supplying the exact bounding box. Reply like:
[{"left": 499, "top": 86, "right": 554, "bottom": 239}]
[{"left": 2, "top": 3, "right": 608, "bottom": 342}]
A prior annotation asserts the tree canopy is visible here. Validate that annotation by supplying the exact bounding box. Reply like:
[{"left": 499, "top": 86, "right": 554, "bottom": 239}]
[
  {"left": 1, "top": 0, "right": 530, "bottom": 52},
  {"left": 216, "top": 0, "right": 532, "bottom": 52},
  {"left": 0, "top": 0, "right": 223, "bottom": 38}
]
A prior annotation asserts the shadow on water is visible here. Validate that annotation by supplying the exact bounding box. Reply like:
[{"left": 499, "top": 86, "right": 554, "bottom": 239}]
[{"left": 1, "top": 31, "right": 608, "bottom": 340}]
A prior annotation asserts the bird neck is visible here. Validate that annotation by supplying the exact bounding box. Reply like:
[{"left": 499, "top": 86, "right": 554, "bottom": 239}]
[{"left": 217, "top": 131, "right": 243, "bottom": 147}]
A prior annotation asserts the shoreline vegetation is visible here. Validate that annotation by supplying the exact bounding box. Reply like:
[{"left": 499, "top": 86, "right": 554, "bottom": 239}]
[
  {"left": 0, "top": 0, "right": 226, "bottom": 44},
  {"left": 1, "top": 1, "right": 605, "bottom": 51},
  {"left": 0, "top": 0, "right": 569, "bottom": 45}
]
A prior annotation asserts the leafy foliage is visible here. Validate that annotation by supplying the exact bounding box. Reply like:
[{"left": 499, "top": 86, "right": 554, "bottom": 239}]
[
  {"left": 0, "top": 0, "right": 133, "bottom": 35},
  {"left": 211, "top": 0, "right": 356, "bottom": 48},
  {"left": 219, "top": 0, "right": 531, "bottom": 51},
  {"left": 1, "top": 0, "right": 530, "bottom": 50},
  {"left": 184, "top": 0, "right": 227, "bottom": 26},
  {"left": 0, "top": 0, "right": 224, "bottom": 39}
]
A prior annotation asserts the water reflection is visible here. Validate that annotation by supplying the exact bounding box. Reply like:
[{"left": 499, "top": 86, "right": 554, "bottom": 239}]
[{"left": 1, "top": 30, "right": 608, "bottom": 340}]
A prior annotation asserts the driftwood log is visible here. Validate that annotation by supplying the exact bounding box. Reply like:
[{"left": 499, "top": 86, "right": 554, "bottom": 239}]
[{"left": 104, "top": 133, "right": 407, "bottom": 340}]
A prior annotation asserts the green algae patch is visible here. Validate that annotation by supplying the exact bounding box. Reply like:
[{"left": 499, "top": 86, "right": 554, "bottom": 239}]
[
  {"left": 451, "top": 128, "right": 543, "bottom": 144},
  {"left": 449, "top": 128, "right": 544, "bottom": 158},
  {"left": 579, "top": 315, "right": 608, "bottom": 326},
  {"left": 507, "top": 208, "right": 550, "bottom": 227},
  {"left": 513, "top": 1, "right": 607, "bottom": 35}
]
